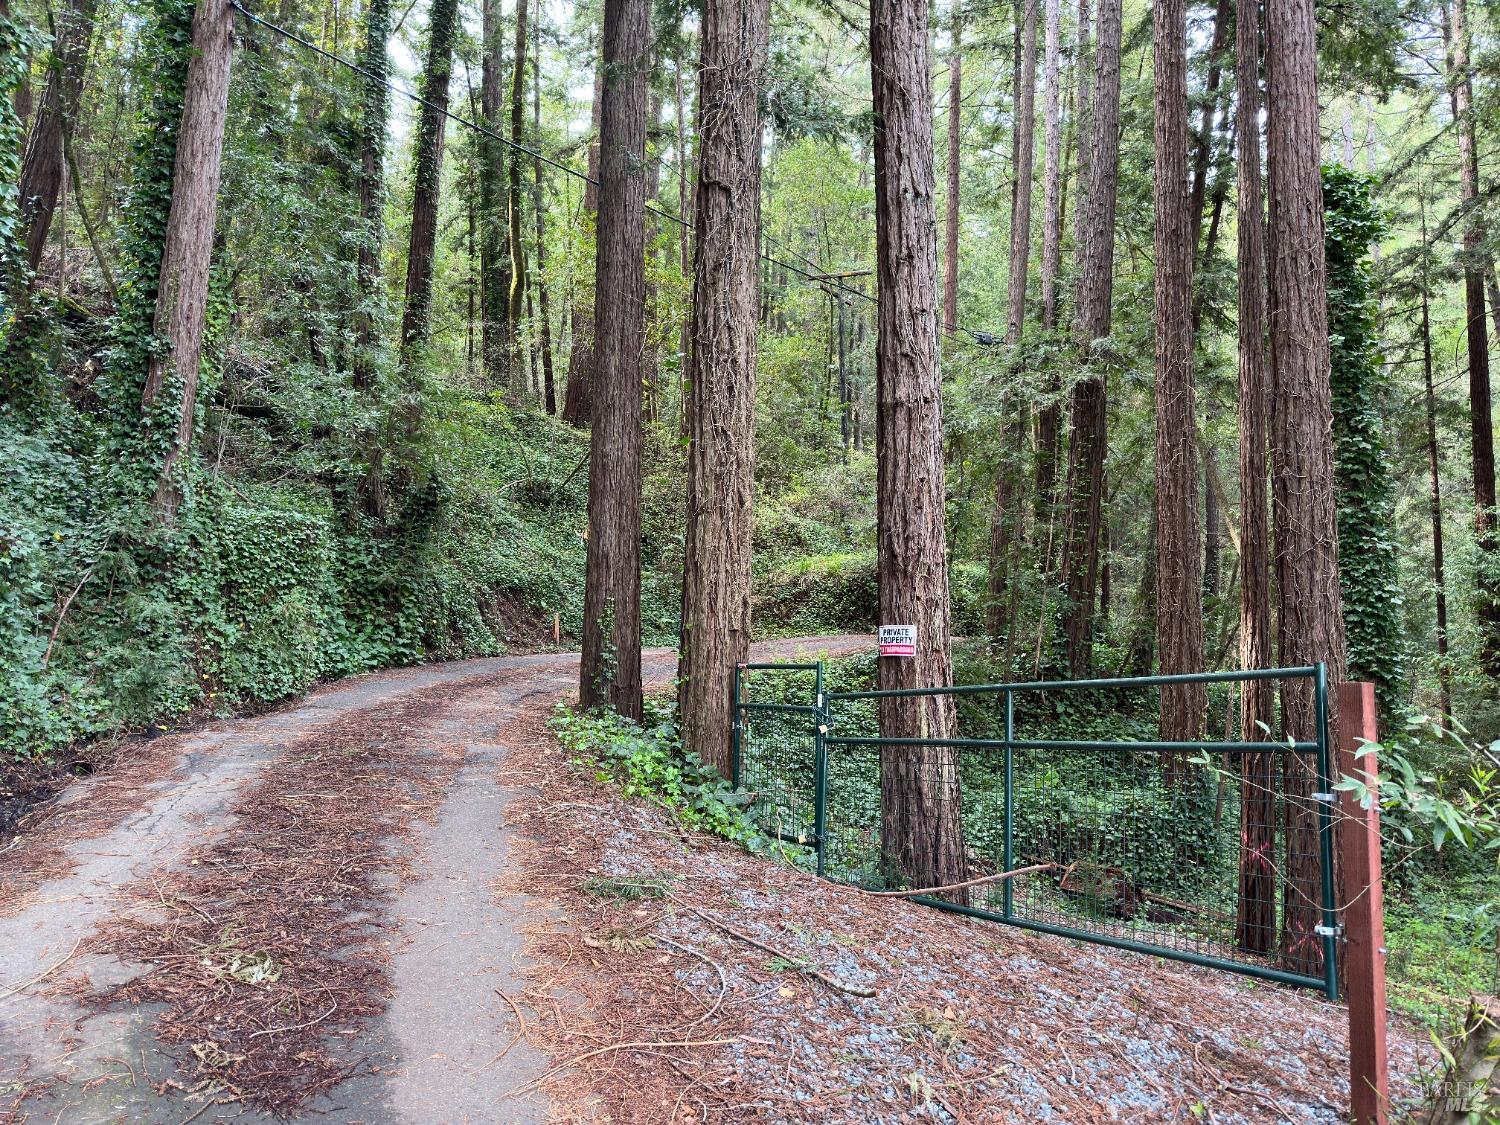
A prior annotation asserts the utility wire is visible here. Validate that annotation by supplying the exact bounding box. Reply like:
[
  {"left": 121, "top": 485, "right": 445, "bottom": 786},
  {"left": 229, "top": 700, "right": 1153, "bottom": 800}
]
[{"left": 227, "top": 0, "right": 998, "bottom": 347}]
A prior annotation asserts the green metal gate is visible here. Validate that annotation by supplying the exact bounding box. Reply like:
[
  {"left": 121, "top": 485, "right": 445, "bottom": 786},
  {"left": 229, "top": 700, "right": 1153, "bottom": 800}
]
[{"left": 732, "top": 661, "right": 1340, "bottom": 998}]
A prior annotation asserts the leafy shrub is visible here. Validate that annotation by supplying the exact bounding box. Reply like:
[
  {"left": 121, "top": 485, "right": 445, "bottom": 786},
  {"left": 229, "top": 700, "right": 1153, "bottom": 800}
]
[{"left": 550, "top": 701, "right": 805, "bottom": 858}]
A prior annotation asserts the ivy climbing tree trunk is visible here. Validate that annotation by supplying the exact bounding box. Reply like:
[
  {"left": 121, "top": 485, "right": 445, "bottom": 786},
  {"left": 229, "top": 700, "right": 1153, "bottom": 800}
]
[
  {"left": 1325, "top": 166, "right": 1403, "bottom": 715},
  {"left": 578, "top": 0, "right": 648, "bottom": 719},
  {"left": 561, "top": 62, "right": 603, "bottom": 427},
  {"left": 1152, "top": 0, "right": 1205, "bottom": 742},
  {"left": 139, "top": 0, "right": 233, "bottom": 525},
  {"left": 678, "top": 0, "right": 770, "bottom": 778},
  {"left": 871, "top": 0, "right": 966, "bottom": 891},
  {"left": 17, "top": 0, "right": 98, "bottom": 274},
  {"left": 1234, "top": 0, "right": 1276, "bottom": 954},
  {"left": 1266, "top": 0, "right": 1347, "bottom": 977},
  {"left": 1058, "top": 0, "right": 1120, "bottom": 677},
  {"left": 399, "top": 0, "right": 459, "bottom": 366},
  {"left": 0, "top": 0, "right": 28, "bottom": 317},
  {"left": 353, "top": 0, "right": 391, "bottom": 519}
]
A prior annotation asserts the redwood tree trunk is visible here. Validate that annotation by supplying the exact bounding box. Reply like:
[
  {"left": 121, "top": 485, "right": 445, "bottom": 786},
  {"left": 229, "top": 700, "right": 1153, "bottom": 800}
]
[
  {"left": 561, "top": 63, "right": 604, "bottom": 427},
  {"left": 1033, "top": 0, "right": 1062, "bottom": 527},
  {"left": 506, "top": 0, "right": 529, "bottom": 402},
  {"left": 353, "top": 0, "right": 390, "bottom": 393},
  {"left": 987, "top": 0, "right": 1038, "bottom": 643},
  {"left": 1152, "top": 0, "right": 1205, "bottom": 741},
  {"left": 678, "top": 0, "right": 770, "bottom": 778},
  {"left": 578, "top": 0, "right": 649, "bottom": 719},
  {"left": 16, "top": 0, "right": 98, "bottom": 273},
  {"left": 1266, "top": 0, "right": 1347, "bottom": 976},
  {"left": 139, "top": 0, "right": 233, "bottom": 524},
  {"left": 479, "top": 0, "right": 510, "bottom": 388},
  {"left": 942, "top": 18, "right": 960, "bottom": 335},
  {"left": 532, "top": 13, "right": 555, "bottom": 415},
  {"left": 1234, "top": 0, "right": 1276, "bottom": 954},
  {"left": 1058, "top": 0, "right": 1120, "bottom": 677},
  {"left": 400, "top": 0, "right": 459, "bottom": 363},
  {"left": 871, "top": 0, "right": 965, "bottom": 891}
]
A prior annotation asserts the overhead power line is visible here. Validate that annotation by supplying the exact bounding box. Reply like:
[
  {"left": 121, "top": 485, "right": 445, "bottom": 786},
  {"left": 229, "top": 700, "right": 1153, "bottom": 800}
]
[{"left": 226, "top": 0, "right": 998, "bottom": 348}]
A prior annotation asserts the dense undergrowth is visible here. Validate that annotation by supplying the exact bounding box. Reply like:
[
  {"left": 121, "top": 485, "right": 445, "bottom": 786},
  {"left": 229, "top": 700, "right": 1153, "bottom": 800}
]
[{"left": 1, "top": 403, "right": 682, "bottom": 760}]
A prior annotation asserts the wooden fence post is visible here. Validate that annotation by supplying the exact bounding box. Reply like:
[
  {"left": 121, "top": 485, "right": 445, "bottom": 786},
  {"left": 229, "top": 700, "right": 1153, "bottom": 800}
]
[{"left": 1337, "top": 680, "right": 1390, "bottom": 1124}]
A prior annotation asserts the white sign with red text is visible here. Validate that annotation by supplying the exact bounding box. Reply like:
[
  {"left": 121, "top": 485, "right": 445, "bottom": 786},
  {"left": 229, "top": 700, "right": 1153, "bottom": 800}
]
[{"left": 878, "top": 624, "right": 916, "bottom": 657}]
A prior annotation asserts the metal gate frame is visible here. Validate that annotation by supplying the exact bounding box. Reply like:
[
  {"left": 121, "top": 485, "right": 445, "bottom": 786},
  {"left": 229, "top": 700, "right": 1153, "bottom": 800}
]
[{"left": 732, "top": 660, "right": 1340, "bottom": 999}]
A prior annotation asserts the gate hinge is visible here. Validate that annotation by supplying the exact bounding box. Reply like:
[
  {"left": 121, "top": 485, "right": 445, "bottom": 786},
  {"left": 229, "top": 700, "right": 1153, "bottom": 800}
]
[{"left": 1314, "top": 923, "right": 1343, "bottom": 938}]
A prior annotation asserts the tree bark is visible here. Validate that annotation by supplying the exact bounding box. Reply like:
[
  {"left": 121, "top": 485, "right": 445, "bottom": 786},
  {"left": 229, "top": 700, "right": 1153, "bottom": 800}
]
[
  {"left": 1152, "top": 0, "right": 1205, "bottom": 741},
  {"left": 561, "top": 62, "right": 604, "bottom": 427},
  {"left": 1234, "top": 0, "right": 1275, "bottom": 954},
  {"left": 1442, "top": 0, "right": 1500, "bottom": 679},
  {"left": 674, "top": 48, "right": 695, "bottom": 435},
  {"left": 678, "top": 0, "right": 770, "bottom": 778},
  {"left": 506, "top": 0, "right": 529, "bottom": 402},
  {"left": 479, "top": 0, "right": 510, "bottom": 389},
  {"left": 1004, "top": 0, "right": 1037, "bottom": 345},
  {"left": 532, "top": 10, "right": 555, "bottom": 415},
  {"left": 1266, "top": 0, "right": 1347, "bottom": 977},
  {"left": 140, "top": 0, "right": 234, "bottom": 524},
  {"left": 353, "top": 0, "right": 390, "bottom": 395},
  {"left": 16, "top": 0, "right": 98, "bottom": 274},
  {"left": 1419, "top": 195, "right": 1452, "bottom": 726},
  {"left": 942, "top": 13, "right": 960, "bottom": 335},
  {"left": 1072, "top": 0, "right": 1091, "bottom": 251},
  {"left": 1058, "top": 0, "right": 1121, "bottom": 677},
  {"left": 986, "top": 0, "right": 1038, "bottom": 643},
  {"left": 353, "top": 0, "right": 392, "bottom": 519},
  {"left": 871, "top": 0, "right": 965, "bottom": 891},
  {"left": 578, "top": 0, "right": 649, "bottom": 719},
  {"left": 399, "top": 0, "right": 459, "bottom": 364},
  {"left": 1039, "top": 0, "right": 1061, "bottom": 331}
]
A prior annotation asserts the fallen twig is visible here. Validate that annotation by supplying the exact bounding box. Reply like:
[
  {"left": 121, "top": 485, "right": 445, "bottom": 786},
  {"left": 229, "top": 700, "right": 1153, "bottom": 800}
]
[
  {"left": 246, "top": 1000, "right": 337, "bottom": 1040},
  {"left": 666, "top": 895, "right": 877, "bottom": 998},
  {"left": 479, "top": 990, "right": 530, "bottom": 1070},
  {"left": 856, "top": 862, "right": 1057, "bottom": 899},
  {"left": 503, "top": 1036, "right": 740, "bottom": 1099},
  {"left": 0, "top": 937, "right": 83, "bottom": 1001}
]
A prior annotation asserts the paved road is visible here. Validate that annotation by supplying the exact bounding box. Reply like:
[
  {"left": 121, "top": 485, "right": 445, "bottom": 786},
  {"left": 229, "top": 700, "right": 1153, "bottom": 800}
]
[{"left": 0, "top": 637, "right": 865, "bottom": 1124}]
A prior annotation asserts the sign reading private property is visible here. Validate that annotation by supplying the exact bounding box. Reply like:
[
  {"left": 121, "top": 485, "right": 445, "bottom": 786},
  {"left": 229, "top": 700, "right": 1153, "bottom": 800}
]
[{"left": 878, "top": 624, "right": 916, "bottom": 657}]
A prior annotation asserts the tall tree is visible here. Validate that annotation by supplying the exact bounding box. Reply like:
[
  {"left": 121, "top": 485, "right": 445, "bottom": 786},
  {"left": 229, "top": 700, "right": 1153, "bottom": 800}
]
[
  {"left": 352, "top": 0, "right": 391, "bottom": 393},
  {"left": 531, "top": 11, "right": 555, "bottom": 415},
  {"left": 1266, "top": 0, "right": 1346, "bottom": 976},
  {"left": 1442, "top": 0, "right": 1500, "bottom": 680},
  {"left": 399, "top": 0, "right": 460, "bottom": 363},
  {"left": 1419, "top": 194, "right": 1452, "bottom": 726},
  {"left": 1234, "top": 0, "right": 1275, "bottom": 955},
  {"left": 943, "top": 11, "right": 960, "bottom": 335},
  {"left": 986, "top": 0, "right": 1038, "bottom": 643},
  {"left": 678, "top": 0, "right": 771, "bottom": 777},
  {"left": 1325, "top": 166, "right": 1404, "bottom": 714},
  {"left": 0, "top": 0, "right": 27, "bottom": 299},
  {"left": 1152, "top": 0, "right": 1205, "bottom": 740},
  {"left": 16, "top": 0, "right": 98, "bottom": 274},
  {"left": 1033, "top": 0, "right": 1063, "bottom": 527},
  {"left": 561, "top": 63, "right": 603, "bottom": 427},
  {"left": 1057, "top": 0, "right": 1121, "bottom": 677},
  {"left": 140, "top": 0, "right": 234, "bottom": 523},
  {"left": 870, "top": 0, "right": 966, "bottom": 890},
  {"left": 479, "top": 0, "right": 510, "bottom": 388},
  {"left": 353, "top": 0, "right": 392, "bottom": 519},
  {"left": 506, "top": 0, "right": 529, "bottom": 401},
  {"left": 578, "top": 0, "right": 649, "bottom": 718}
]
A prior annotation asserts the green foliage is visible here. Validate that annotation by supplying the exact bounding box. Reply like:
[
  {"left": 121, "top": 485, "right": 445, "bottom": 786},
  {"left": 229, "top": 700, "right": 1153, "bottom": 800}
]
[
  {"left": 550, "top": 700, "right": 801, "bottom": 856},
  {"left": 753, "top": 550, "right": 988, "bottom": 637},
  {"left": 1324, "top": 165, "right": 1406, "bottom": 716}
]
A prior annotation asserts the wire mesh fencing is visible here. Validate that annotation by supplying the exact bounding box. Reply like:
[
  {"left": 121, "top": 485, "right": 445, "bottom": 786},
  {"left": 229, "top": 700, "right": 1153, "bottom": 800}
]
[{"left": 734, "top": 662, "right": 1342, "bottom": 997}]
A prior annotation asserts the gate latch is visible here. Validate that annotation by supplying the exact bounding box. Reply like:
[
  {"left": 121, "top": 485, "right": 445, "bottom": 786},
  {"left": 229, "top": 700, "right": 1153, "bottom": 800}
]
[
  {"left": 1314, "top": 924, "right": 1343, "bottom": 938},
  {"left": 1311, "top": 792, "right": 1336, "bottom": 803}
]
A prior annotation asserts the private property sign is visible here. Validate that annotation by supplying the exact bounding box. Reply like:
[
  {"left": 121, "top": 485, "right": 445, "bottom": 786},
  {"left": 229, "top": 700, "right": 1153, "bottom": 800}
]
[{"left": 878, "top": 625, "right": 916, "bottom": 657}]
